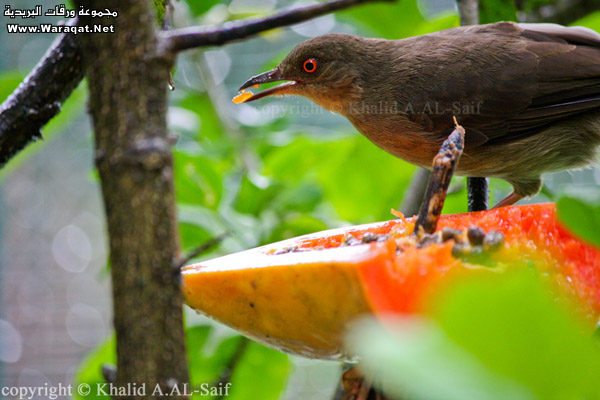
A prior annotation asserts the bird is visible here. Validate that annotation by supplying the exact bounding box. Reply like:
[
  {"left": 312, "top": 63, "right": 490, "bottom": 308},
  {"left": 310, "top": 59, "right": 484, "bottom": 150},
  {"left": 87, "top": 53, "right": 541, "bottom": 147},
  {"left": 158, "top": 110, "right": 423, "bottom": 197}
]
[{"left": 235, "top": 21, "right": 600, "bottom": 208}]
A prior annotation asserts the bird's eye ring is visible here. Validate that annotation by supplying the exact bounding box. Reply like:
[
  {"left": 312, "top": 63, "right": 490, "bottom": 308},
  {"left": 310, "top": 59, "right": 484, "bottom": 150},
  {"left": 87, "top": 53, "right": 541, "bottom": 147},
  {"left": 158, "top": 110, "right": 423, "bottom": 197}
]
[{"left": 303, "top": 58, "right": 318, "bottom": 73}]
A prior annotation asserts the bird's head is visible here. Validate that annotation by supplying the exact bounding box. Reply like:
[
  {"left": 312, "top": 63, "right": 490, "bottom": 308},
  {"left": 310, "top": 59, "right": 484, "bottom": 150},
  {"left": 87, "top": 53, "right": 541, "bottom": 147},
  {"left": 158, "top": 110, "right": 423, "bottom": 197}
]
[{"left": 236, "top": 34, "right": 368, "bottom": 114}]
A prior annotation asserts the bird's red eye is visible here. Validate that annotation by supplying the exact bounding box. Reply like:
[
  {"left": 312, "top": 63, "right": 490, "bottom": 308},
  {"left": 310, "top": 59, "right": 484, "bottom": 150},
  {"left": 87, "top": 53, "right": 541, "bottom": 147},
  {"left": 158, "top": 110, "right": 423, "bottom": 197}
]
[{"left": 303, "top": 58, "right": 317, "bottom": 73}]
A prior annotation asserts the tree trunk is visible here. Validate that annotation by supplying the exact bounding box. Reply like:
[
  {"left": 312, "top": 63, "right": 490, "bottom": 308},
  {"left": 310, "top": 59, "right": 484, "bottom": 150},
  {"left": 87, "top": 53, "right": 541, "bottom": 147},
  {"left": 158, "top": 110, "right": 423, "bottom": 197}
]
[{"left": 74, "top": 0, "right": 189, "bottom": 397}]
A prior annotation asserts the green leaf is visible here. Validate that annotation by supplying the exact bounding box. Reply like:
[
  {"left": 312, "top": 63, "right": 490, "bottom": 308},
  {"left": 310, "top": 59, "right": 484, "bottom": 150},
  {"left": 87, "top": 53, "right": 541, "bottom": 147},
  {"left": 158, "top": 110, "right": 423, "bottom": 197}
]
[
  {"left": 153, "top": 0, "right": 167, "bottom": 22},
  {"left": 265, "top": 213, "right": 329, "bottom": 242},
  {"left": 339, "top": 0, "right": 425, "bottom": 39},
  {"left": 262, "top": 136, "right": 328, "bottom": 184},
  {"left": 411, "top": 12, "right": 459, "bottom": 36},
  {"left": 348, "top": 271, "right": 600, "bottom": 400},
  {"left": 317, "top": 135, "right": 415, "bottom": 222},
  {"left": 0, "top": 71, "right": 24, "bottom": 103},
  {"left": 73, "top": 335, "right": 116, "bottom": 400},
  {"left": 179, "top": 222, "right": 213, "bottom": 254},
  {"left": 232, "top": 175, "right": 283, "bottom": 216},
  {"left": 571, "top": 10, "right": 600, "bottom": 31},
  {"left": 186, "top": 325, "right": 244, "bottom": 387},
  {"left": 433, "top": 270, "right": 600, "bottom": 400},
  {"left": 227, "top": 341, "right": 290, "bottom": 400},
  {"left": 262, "top": 134, "right": 415, "bottom": 223},
  {"left": 347, "top": 318, "right": 532, "bottom": 400},
  {"left": 186, "top": 326, "right": 290, "bottom": 400},
  {"left": 185, "top": 0, "right": 221, "bottom": 17},
  {"left": 436, "top": 178, "right": 468, "bottom": 215},
  {"left": 271, "top": 182, "right": 323, "bottom": 214},
  {"left": 479, "top": 0, "right": 518, "bottom": 23},
  {"left": 557, "top": 196, "right": 600, "bottom": 249},
  {"left": 175, "top": 151, "right": 224, "bottom": 209},
  {"left": 178, "top": 93, "right": 228, "bottom": 145}
]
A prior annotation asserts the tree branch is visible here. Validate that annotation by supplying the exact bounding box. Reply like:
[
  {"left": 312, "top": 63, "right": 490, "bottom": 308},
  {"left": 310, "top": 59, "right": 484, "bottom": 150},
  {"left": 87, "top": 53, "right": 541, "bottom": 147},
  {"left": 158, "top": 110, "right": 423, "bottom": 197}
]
[
  {"left": 160, "top": 0, "right": 394, "bottom": 53},
  {"left": 74, "top": 0, "right": 188, "bottom": 394},
  {"left": 0, "top": 19, "right": 85, "bottom": 169},
  {"left": 212, "top": 337, "right": 250, "bottom": 399},
  {"left": 0, "top": 0, "right": 393, "bottom": 170},
  {"left": 456, "top": 0, "right": 479, "bottom": 25}
]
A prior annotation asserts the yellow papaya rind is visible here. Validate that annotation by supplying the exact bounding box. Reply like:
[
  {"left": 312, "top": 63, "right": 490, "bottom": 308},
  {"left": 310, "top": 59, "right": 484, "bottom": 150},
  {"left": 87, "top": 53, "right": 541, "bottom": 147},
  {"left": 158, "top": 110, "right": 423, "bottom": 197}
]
[{"left": 182, "top": 243, "right": 388, "bottom": 360}]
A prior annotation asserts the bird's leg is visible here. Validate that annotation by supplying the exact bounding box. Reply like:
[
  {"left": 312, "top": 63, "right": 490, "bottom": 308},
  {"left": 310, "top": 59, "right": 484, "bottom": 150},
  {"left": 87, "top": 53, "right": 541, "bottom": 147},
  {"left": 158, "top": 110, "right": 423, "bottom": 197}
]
[
  {"left": 414, "top": 122, "right": 465, "bottom": 235},
  {"left": 493, "top": 178, "right": 539, "bottom": 208},
  {"left": 492, "top": 192, "right": 522, "bottom": 209},
  {"left": 467, "top": 177, "right": 489, "bottom": 211}
]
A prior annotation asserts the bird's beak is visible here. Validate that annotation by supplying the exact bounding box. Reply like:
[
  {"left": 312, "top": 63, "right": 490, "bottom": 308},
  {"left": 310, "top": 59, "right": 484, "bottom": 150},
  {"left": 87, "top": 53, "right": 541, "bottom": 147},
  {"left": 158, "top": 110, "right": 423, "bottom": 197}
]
[{"left": 234, "top": 68, "right": 297, "bottom": 103}]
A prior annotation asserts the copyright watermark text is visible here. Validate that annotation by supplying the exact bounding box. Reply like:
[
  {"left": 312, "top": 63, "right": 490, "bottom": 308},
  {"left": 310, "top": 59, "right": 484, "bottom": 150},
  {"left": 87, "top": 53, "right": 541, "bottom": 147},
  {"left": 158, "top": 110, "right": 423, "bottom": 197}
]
[
  {"left": 1, "top": 382, "right": 232, "bottom": 398},
  {"left": 4, "top": 4, "right": 117, "bottom": 34},
  {"left": 1, "top": 383, "right": 70, "bottom": 400}
]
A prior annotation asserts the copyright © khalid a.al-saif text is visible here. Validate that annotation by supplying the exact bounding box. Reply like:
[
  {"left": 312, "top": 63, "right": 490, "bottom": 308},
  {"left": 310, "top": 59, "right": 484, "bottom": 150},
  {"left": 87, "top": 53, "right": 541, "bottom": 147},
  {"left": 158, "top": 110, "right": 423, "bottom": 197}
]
[{"left": 86, "top": 382, "right": 233, "bottom": 397}]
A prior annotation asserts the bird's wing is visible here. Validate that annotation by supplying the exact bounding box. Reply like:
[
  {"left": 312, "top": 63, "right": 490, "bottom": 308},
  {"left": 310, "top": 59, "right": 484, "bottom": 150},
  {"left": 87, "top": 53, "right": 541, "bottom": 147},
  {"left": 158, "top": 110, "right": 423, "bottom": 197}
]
[{"left": 404, "top": 22, "right": 600, "bottom": 147}]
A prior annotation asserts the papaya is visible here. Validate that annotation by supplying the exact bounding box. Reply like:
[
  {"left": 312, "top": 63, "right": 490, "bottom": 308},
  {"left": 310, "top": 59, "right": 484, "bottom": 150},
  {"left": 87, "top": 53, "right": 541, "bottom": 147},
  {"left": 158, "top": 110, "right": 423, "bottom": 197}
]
[{"left": 182, "top": 203, "right": 600, "bottom": 360}]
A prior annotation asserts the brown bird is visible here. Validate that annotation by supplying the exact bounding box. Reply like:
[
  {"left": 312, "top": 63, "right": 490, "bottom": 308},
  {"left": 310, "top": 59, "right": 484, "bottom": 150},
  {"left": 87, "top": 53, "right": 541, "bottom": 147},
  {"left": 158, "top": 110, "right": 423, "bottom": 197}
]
[{"left": 236, "top": 22, "right": 600, "bottom": 207}]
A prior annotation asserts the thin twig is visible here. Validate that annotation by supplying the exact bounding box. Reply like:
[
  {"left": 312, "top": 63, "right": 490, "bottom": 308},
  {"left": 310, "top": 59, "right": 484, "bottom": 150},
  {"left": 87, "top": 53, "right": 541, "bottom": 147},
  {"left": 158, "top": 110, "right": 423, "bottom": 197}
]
[
  {"left": 212, "top": 337, "right": 250, "bottom": 399},
  {"left": 175, "top": 232, "right": 229, "bottom": 270},
  {"left": 0, "top": 19, "right": 85, "bottom": 169},
  {"left": 101, "top": 364, "right": 117, "bottom": 384},
  {"left": 160, "top": 0, "right": 394, "bottom": 53}
]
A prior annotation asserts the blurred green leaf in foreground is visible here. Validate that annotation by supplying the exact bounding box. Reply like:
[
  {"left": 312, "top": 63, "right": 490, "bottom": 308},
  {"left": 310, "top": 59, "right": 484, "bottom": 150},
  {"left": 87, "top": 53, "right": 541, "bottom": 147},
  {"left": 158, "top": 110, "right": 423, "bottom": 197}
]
[
  {"left": 558, "top": 196, "right": 600, "bottom": 250},
  {"left": 347, "top": 270, "right": 600, "bottom": 400}
]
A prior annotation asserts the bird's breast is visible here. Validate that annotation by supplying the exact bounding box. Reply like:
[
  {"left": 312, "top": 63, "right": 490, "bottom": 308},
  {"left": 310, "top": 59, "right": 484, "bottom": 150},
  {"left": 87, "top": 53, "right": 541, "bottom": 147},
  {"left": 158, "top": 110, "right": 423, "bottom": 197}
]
[{"left": 346, "top": 113, "right": 442, "bottom": 169}]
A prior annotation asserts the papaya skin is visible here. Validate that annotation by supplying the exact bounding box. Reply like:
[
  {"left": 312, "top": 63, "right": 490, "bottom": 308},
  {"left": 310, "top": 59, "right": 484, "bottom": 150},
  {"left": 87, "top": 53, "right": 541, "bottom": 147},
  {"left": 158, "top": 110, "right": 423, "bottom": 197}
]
[{"left": 182, "top": 203, "right": 600, "bottom": 360}]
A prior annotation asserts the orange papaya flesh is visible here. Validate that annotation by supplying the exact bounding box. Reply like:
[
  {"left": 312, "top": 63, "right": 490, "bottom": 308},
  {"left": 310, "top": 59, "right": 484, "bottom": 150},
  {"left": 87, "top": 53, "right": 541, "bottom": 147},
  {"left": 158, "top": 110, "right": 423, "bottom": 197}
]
[{"left": 182, "top": 203, "right": 600, "bottom": 360}]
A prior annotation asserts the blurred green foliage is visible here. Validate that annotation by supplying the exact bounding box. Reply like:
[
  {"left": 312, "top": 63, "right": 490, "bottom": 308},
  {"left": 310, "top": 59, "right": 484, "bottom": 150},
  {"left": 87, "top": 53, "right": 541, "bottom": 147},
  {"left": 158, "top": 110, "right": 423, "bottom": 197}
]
[
  {"left": 187, "top": 0, "right": 220, "bottom": 17},
  {"left": 558, "top": 196, "right": 600, "bottom": 249},
  {"left": 348, "top": 270, "right": 600, "bottom": 400},
  {"left": 186, "top": 326, "right": 290, "bottom": 400},
  {"left": 153, "top": 0, "right": 167, "bottom": 22},
  {"left": 73, "top": 325, "right": 289, "bottom": 400},
  {"left": 0, "top": 71, "right": 23, "bottom": 103},
  {"left": 479, "top": 0, "right": 517, "bottom": 23},
  {"left": 573, "top": 11, "right": 600, "bottom": 32}
]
